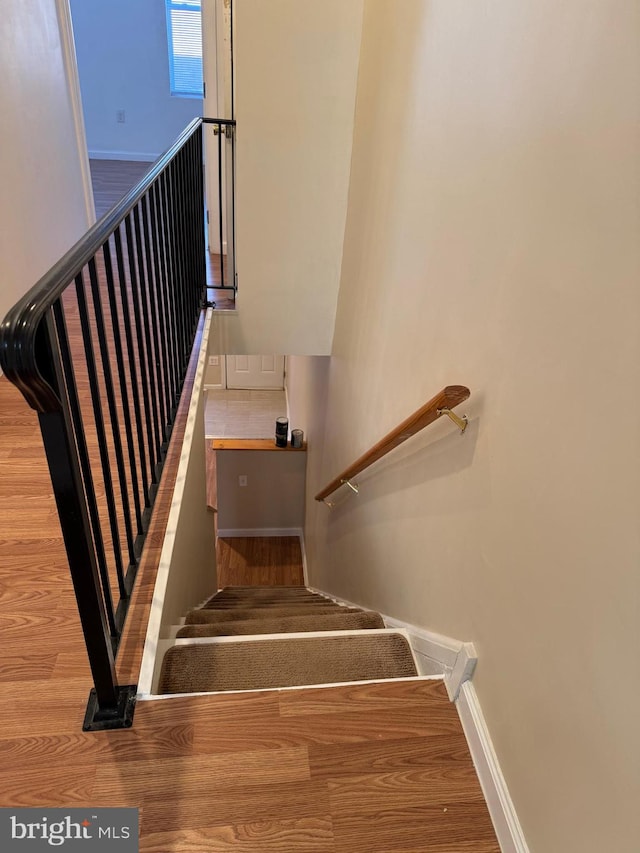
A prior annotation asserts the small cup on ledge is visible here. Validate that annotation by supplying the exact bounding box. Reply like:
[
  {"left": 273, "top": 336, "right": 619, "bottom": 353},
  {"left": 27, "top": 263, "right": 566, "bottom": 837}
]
[{"left": 291, "top": 429, "right": 304, "bottom": 448}]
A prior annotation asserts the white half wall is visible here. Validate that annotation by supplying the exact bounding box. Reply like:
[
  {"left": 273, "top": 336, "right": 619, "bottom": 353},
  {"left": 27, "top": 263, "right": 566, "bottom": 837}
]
[
  {"left": 0, "top": 0, "right": 92, "bottom": 341},
  {"left": 138, "top": 312, "right": 217, "bottom": 696},
  {"left": 225, "top": 0, "right": 364, "bottom": 355},
  {"left": 69, "top": 0, "right": 202, "bottom": 161}
]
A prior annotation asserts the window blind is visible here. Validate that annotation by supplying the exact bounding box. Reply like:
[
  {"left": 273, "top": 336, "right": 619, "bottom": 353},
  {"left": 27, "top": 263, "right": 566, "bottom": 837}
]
[{"left": 166, "top": 0, "right": 203, "bottom": 98}]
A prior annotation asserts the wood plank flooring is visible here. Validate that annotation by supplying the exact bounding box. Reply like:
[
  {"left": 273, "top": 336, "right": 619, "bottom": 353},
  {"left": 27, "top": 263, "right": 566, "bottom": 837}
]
[
  {"left": 90, "top": 159, "right": 152, "bottom": 218},
  {"left": 216, "top": 536, "right": 305, "bottom": 587}
]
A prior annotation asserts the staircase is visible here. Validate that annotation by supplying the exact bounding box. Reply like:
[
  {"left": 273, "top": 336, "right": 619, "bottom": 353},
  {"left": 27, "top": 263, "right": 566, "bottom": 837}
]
[{"left": 158, "top": 586, "right": 418, "bottom": 694}]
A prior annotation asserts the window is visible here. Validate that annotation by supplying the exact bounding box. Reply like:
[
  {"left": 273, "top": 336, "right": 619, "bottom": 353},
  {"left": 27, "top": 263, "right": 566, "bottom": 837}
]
[{"left": 165, "top": 0, "right": 203, "bottom": 98}]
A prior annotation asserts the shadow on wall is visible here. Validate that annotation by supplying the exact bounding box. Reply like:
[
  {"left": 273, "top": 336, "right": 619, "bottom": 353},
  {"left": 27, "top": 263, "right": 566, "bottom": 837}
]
[{"left": 323, "top": 415, "right": 483, "bottom": 528}]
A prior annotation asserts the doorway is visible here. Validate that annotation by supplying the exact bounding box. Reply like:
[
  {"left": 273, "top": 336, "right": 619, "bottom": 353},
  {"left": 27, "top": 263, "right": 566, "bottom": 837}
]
[{"left": 226, "top": 355, "right": 285, "bottom": 390}]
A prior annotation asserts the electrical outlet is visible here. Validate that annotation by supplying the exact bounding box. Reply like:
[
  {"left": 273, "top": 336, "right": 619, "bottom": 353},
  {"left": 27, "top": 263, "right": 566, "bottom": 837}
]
[
  {"left": 116, "top": 110, "right": 125, "bottom": 124},
  {"left": 238, "top": 475, "right": 247, "bottom": 487},
  {"left": 208, "top": 356, "right": 219, "bottom": 367}
]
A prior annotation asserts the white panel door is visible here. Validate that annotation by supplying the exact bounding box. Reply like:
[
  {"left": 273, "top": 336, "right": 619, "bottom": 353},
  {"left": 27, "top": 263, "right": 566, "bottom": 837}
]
[{"left": 226, "top": 355, "right": 285, "bottom": 389}]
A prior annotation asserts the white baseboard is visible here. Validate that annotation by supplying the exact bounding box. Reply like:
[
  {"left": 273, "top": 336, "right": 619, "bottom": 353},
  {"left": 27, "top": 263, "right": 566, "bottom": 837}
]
[
  {"left": 457, "top": 682, "right": 530, "bottom": 853},
  {"left": 88, "top": 149, "right": 159, "bottom": 162},
  {"left": 217, "top": 527, "right": 303, "bottom": 538},
  {"left": 446, "top": 641, "right": 478, "bottom": 701},
  {"left": 378, "top": 618, "right": 476, "bottom": 695},
  {"left": 299, "top": 533, "right": 309, "bottom": 587}
]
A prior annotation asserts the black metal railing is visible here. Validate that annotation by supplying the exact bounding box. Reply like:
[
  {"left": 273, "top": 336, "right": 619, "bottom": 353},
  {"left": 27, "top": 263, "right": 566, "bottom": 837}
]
[
  {"left": 0, "top": 117, "right": 235, "bottom": 730},
  {"left": 202, "top": 117, "right": 236, "bottom": 293}
]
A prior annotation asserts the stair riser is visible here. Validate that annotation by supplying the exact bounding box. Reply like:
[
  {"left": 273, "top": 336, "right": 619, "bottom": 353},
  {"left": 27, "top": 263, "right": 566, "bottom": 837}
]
[{"left": 186, "top": 606, "right": 363, "bottom": 624}]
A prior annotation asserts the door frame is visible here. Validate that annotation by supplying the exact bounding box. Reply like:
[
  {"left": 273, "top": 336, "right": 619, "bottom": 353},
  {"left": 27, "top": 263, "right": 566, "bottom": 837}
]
[{"left": 56, "top": 0, "right": 95, "bottom": 227}]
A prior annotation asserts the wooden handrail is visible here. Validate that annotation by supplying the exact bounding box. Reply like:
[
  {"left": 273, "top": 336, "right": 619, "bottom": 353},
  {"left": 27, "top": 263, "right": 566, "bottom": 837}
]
[{"left": 314, "top": 385, "right": 470, "bottom": 502}]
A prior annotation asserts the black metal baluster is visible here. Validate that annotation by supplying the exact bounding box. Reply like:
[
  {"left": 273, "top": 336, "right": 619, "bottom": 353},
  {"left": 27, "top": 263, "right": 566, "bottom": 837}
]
[
  {"left": 191, "top": 134, "right": 203, "bottom": 317},
  {"left": 183, "top": 139, "right": 196, "bottom": 321},
  {"left": 114, "top": 225, "right": 151, "bottom": 513},
  {"left": 149, "top": 184, "right": 175, "bottom": 431},
  {"left": 87, "top": 255, "right": 137, "bottom": 580},
  {"left": 74, "top": 270, "right": 127, "bottom": 606},
  {"left": 195, "top": 127, "right": 207, "bottom": 305},
  {"left": 230, "top": 122, "right": 237, "bottom": 292},
  {"left": 132, "top": 205, "right": 163, "bottom": 466},
  {"left": 158, "top": 171, "right": 181, "bottom": 410},
  {"left": 51, "top": 299, "right": 118, "bottom": 642},
  {"left": 140, "top": 194, "right": 168, "bottom": 446},
  {"left": 103, "top": 240, "right": 145, "bottom": 541},
  {"left": 124, "top": 213, "right": 159, "bottom": 488},
  {"left": 170, "top": 158, "right": 189, "bottom": 369},
  {"left": 218, "top": 123, "right": 225, "bottom": 291},
  {"left": 42, "top": 304, "right": 126, "bottom": 723},
  {"left": 163, "top": 161, "right": 182, "bottom": 373},
  {"left": 177, "top": 149, "right": 193, "bottom": 352},
  {"left": 170, "top": 161, "right": 187, "bottom": 380}
]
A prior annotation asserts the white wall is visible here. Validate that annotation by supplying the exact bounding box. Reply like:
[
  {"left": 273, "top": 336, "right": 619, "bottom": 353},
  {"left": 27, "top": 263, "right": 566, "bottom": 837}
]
[
  {"left": 0, "top": 0, "right": 92, "bottom": 336},
  {"left": 300, "top": 2, "right": 640, "bottom": 852},
  {"left": 216, "top": 449, "right": 306, "bottom": 532},
  {"left": 285, "top": 357, "right": 330, "bottom": 443},
  {"left": 225, "top": 0, "right": 363, "bottom": 355},
  {"left": 69, "top": 0, "right": 202, "bottom": 160},
  {"left": 157, "top": 377, "right": 216, "bottom": 634}
]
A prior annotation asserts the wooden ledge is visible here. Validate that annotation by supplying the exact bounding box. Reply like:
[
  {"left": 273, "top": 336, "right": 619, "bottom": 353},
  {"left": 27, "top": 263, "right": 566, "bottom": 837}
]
[{"left": 211, "top": 438, "right": 307, "bottom": 451}]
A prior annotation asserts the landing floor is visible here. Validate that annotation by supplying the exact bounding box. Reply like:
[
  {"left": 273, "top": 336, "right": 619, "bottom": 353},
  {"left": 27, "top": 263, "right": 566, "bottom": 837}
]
[
  {"left": 217, "top": 536, "right": 305, "bottom": 587},
  {"left": 205, "top": 389, "right": 286, "bottom": 440}
]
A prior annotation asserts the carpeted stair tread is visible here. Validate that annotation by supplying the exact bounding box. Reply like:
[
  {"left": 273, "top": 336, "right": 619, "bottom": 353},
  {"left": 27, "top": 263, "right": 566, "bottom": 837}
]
[
  {"left": 202, "top": 596, "right": 335, "bottom": 610},
  {"left": 202, "top": 586, "right": 334, "bottom": 609},
  {"left": 158, "top": 633, "right": 417, "bottom": 693},
  {"left": 176, "top": 610, "right": 385, "bottom": 638},
  {"left": 185, "top": 605, "right": 364, "bottom": 624},
  {"left": 213, "top": 585, "right": 318, "bottom": 598}
]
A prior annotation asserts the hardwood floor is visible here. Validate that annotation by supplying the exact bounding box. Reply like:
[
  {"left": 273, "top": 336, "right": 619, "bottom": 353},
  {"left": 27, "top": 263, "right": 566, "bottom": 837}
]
[
  {"left": 90, "top": 159, "right": 152, "bottom": 219},
  {"left": 216, "top": 536, "right": 305, "bottom": 587}
]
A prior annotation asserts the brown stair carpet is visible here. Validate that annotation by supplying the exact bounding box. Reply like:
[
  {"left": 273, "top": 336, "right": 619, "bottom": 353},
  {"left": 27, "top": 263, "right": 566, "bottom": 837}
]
[
  {"left": 202, "top": 597, "right": 336, "bottom": 610},
  {"left": 207, "top": 585, "right": 323, "bottom": 600},
  {"left": 185, "top": 605, "right": 363, "bottom": 625},
  {"left": 176, "top": 610, "right": 385, "bottom": 638},
  {"left": 201, "top": 587, "right": 335, "bottom": 609},
  {"left": 158, "top": 633, "right": 417, "bottom": 694}
]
